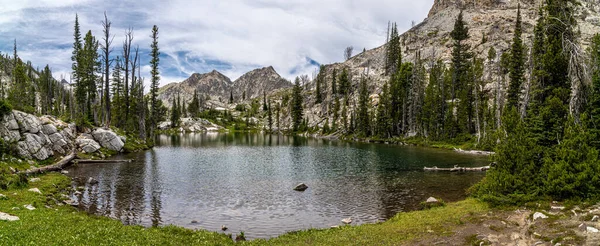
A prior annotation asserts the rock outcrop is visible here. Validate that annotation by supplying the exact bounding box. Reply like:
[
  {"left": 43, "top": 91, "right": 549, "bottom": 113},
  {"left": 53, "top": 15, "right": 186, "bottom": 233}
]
[
  {"left": 0, "top": 110, "right": 127, "bottom": 160},
  {"left": 158, "top": 118, "right": 223, "bottom": 132}
]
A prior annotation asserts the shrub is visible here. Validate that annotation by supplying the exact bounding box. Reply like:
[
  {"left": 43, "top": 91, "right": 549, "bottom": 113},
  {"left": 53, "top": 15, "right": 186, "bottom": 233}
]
[{"left": 0, "top": 100, "right": 12, "bottom": 119}]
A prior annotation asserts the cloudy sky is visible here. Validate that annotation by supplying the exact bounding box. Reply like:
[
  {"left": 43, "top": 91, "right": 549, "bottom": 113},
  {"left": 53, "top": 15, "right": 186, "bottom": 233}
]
[{"left": 0, "top": 0, "right": 433, "bottom": 86}]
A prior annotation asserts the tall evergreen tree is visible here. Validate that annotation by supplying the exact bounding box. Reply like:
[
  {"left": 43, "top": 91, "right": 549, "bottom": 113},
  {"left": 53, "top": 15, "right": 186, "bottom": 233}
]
[
  {"left": 188, "top": 90, "right": 200, "bottom": 117},
  {"left": 315, "top": 65, "right": 325, "bottom": 103},
  {"left": 338, "top": 68, "right": 351, "bottom": 96},
  {"left": 267, "top": 100, "right": 273, "bottom": 131},
  {"left": 357, "top": 77, "right": 370, "bottom": 136},
  {"left": 588, "top": 34, "right": 600, "bottom": 148},
  {"left": 149, "top": 25, "right": 160, "bottom": 140},
  {"left": 449, "top": 10, "right": 472, "bottom": 137},
  {"left": 291, "top": 77, "right": 304, "bottom": 132},
  {"left": 507, "top": 4, "right": 525, "bottom": 109}
]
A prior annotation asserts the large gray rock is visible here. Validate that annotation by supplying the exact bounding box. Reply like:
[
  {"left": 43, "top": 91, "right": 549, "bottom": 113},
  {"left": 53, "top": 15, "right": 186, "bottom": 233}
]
[
  {"left": 0, "top": 112, "right": 21, "bottom": 142},
  {"left": 13, "top": 111, "right": 41, "bottom": 134},
  {"left": 76, "top": 137, "right": 101, "bottom": 153},
  {"left": 16, "top": 133, "right": 51, "bottom": 160},
  {"left": 92, "top": 128, "right": 125, "bottom": 151},
  {"left": 41, "top": 124, "right": 58, "bottom": 135}
]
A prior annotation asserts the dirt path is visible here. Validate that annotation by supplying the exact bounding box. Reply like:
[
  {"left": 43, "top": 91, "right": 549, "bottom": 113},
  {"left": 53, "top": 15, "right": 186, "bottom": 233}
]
[{"left": 410, "top": 202, "right": 600, "bottom": 246}]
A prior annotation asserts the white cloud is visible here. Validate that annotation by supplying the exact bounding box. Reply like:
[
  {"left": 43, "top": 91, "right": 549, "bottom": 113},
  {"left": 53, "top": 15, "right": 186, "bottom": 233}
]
[{"left": 0, "top": 0, "right": 434, "bottom": 87}]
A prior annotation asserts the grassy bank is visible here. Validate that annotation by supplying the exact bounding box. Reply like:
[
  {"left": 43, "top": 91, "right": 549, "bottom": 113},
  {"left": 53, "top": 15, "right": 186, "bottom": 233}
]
[{"left": 0, "top": 172, "right": 491, "bottom": 245}]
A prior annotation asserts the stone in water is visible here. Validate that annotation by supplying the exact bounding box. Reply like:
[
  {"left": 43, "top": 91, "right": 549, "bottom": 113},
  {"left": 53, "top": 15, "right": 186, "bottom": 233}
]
[{"left": 293, "top": 183, "right": 308, "bottom": 191}]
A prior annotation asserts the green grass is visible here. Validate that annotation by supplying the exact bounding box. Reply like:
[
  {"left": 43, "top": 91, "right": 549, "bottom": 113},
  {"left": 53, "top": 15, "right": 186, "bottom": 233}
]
[
  {"left": 0, "top": 172, "right": 492, "bottom": 245},
  {"left": 250, "top": 198, "right": 488, "bottom": 245}
]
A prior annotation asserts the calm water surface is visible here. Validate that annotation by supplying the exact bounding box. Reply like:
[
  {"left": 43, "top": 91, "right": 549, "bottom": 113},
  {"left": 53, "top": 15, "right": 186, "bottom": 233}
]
[{"left": 66, "top": 133, "right": 489, "bottom": 239}]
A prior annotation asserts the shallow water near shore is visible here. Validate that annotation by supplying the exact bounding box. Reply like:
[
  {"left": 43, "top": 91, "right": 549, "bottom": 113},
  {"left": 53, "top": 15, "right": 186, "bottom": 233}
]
[{"left": 66, "top": 132, "right": 489, "bottom": 239}]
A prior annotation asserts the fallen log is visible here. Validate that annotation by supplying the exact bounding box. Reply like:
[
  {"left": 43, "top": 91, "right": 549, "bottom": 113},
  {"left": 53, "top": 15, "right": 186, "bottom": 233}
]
[
  {"left": 424, "top": 165, "right": 490, "bottom": 172},
  {"left": 73, "top": 159, "right": 133, "bottom": 164},
  {"left": 20, "top": 152, "right": 77, "bottom": 175}
]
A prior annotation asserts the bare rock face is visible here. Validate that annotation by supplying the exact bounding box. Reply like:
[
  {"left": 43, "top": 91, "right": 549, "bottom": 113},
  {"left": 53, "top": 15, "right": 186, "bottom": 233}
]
[
  {"left": 157, "top": 67, "right": 292, "bottom": 109},
  {"left": 158, "top": 70, "right": 233, "bottom": 108},
  {"left": 232, "top": 66, "right": 293, "bottom": 102}
]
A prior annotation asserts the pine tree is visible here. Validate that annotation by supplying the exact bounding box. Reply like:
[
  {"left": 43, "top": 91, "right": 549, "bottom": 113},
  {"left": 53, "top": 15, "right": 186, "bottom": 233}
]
[
  {"left": 507, "top": 4, "right": 525, "bottom": 109},
  {"left": 291, "top": 77, "right": 303, "bottom": 132},
  {"left": 385, "top": 23, "right": 402, "bottom": 75},
  {"left": 331, "top": 69, "right": 337, "bottom": 96},
  {"left": 588, "top": 34, "right": 600, "bottom": 148},
  {"left": 449, "top": 10, "right": 473, "bottom": 137},
  {"left": 376, "top": 82, "right": 391, "bottom": 138},
  {"left": 188, "top": 90, "right": 200, "bottom": 118},
  {"left": 357, "top": 77, "right": 370, "bottom": 136},
  {"left": 149, "top": 25, "right": 160, "bottom": 140},
  {"left": 338, "top": 68, "right": 351, "bottom": 96},
  {"left": 111, "top": 56, "right": 124, "bottom": 127},
  {"left": 263, "top": 90, "right": 268, "bottom": 111},
  {"left": 316, "top": 65, "right": 325, "bottom": 103},
  {"left": 267, "top": 100, "right": 273, "bottom": 131}
]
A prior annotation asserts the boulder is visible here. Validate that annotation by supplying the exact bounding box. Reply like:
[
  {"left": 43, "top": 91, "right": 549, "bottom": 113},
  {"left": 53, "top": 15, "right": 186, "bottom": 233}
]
[
  {"left": 426, "top": 197, "right": 439, "bottom": 203},
  {"left": 533, "top": 212, "right": 548, "bottom": 221},
  {"left": 23, "top": 204, "right": 36, "bottom": 210},
  {"left": 41, "top": 124, "right": 58, "bottom": 135},
  {"left": 92, "top": 128, "right": 125, "bottom": 151},
  {"left": 29, "top": 178, "right": 41, "bottom": 183},
  {"left": 76, "top": 137, "right": 101, "bottom": 153},
  {"left": 342, "top": 218, "right": 353, "bottom": 224},
  {"left": 293, "top": 183, "right": 308, "bottom": 191},
  {"left": 28, "top": 188, "right": 42, "bottom": 194},
  {"left": 588, "top": 226, "right": 599, "bottom": 233},
  {"left": 16, "top": 133, "right": 51, "bottom": 160},
  {"left": 13, "top": 111, "right": 42, "bottom": 134},
  {"left": 0, "top": 212, "right": 19, "bottom": 221}
]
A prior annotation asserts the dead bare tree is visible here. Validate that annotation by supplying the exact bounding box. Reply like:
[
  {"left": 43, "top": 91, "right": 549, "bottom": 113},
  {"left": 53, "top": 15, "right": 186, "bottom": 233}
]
[
  {"left": 101, "top": 12, "right": 114, "bottom": 127},
  {"left": 123, "top": 28, "right": 134, "bottom": 123},
  {"left": 344, "top": 46, "right": 354, "bottom": 61}
]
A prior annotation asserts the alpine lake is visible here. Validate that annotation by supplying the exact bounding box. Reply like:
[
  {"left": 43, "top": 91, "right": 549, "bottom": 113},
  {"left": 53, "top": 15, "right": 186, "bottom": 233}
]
[{"left": 66, "top": 133, "right": 489, "bottom": 239}]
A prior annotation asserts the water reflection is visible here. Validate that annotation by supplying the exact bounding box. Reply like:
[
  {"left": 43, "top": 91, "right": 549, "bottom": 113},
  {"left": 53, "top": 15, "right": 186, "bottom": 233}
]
[{"left": 67, "top": 133, "right": 489, "bottom": 239}]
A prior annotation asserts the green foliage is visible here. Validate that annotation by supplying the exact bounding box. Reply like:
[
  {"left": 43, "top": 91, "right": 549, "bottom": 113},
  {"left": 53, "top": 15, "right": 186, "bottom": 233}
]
[
  {"left": 149, "top": 25, "right": 161, "bottom": 139},
  {"left": 385, "top": 22, "right": 402, "bottom": 75},
  {"left": 0, "top": 100, "right": 12, "bottom": 119},
  {"left": 507, "top": 4, "right": 525, "bottom": 109},
  {"left": 543, "top": 116, "right": 600, "bottom": 200},
  {"left": 315, "top": 65, "right": 325, "bottom": 103},
  {"left": 357, "top": 77, "right": 370, "bottom": 137},
  {"left": 291, "top": 77, "right": 304, "bottom": 132},
  {"left": 338, "top": 68, "right": 351, "bottom": 97},
  {"left": 472, "top": 107, "right": 542, "bottom": 206},
  {"left": 235, "top": 104, "right": 247, "bottom": 112}
]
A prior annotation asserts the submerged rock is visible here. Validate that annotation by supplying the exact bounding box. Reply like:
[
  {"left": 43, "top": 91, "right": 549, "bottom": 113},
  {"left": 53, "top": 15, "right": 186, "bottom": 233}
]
[
  {"left": 87, "top": 177, "right": 99, "bottom": 185},
  {"left": 341, "top": 218, "right": 353, "bottom": 224},
  {"left": 293, "top": 183, "right": 308, "bottom": 191},
  {"left": 221, "top": 225, "right": 228, "bottom": 231}
]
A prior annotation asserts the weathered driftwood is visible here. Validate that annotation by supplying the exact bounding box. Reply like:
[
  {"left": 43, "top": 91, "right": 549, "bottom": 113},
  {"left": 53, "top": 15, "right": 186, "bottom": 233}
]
[
  {"left": 20, "top": 152, "right": 77, "bottom": 175},
  {"left": 424, "top": 165, "right": 491, "bottom": 172},
  {"left": 73, "top": 159, "right": 133, "bottom": 164},
  {"left": 453, "top": 148, "right": 495, "bottom": 156}
]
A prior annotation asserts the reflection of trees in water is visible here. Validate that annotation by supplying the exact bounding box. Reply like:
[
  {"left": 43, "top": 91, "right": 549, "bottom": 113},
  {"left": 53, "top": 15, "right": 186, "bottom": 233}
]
[
  {"left": 113, "top": 153, "right": 147, "bottom": 225},
  {"left": 147, "top": 150, "right": 163, "bottom": 227}
]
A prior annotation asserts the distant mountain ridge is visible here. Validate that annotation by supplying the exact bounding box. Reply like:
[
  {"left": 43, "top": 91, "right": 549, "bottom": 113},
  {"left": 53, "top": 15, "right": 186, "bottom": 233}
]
[{"left": 157, "top": 66, "right": 292, "bottom": 108}]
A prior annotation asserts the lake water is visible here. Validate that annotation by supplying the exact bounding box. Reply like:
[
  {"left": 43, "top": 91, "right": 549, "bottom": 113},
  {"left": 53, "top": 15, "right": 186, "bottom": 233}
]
[{"left": 66, "top": 133, "right": 489, "bottom": 239}]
